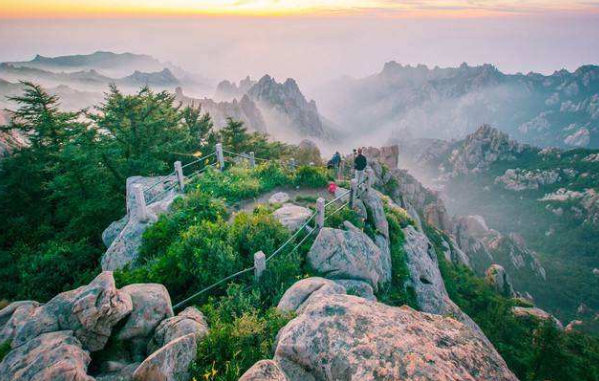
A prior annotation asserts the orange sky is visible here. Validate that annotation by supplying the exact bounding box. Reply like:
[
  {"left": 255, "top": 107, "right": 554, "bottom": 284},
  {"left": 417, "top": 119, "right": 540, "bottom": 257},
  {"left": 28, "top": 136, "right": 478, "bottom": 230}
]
[{"left": 1, "top": 0, "right": 597, "bottom": 18}]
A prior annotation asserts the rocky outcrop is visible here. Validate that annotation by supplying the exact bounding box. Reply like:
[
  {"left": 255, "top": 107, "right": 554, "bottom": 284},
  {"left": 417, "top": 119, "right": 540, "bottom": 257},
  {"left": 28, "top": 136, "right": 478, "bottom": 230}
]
[
  {"left": 0, "top": 331, "right": 94, "bottom": 381},
  {"left": 486, "top": 264, "right": 516, "bottom": 298},
  {"left": 495, "top": 168, "right": 561, "bottom": 191},
  {"left": 102, "top": 175, "right": 180, "bottom": 271},
  {"left": 512, "top": 306, "right": 563, "bottom": 329},
  {"left": 132, "top": 333, "right": 197, "bottom": 381},
  {"left": 539, "top": 188, "right": 599, "bottom": 227},
  {"left": 147, "top": 307, "right": 208, "bottom": 354},
  {"left": 0, "top": 302, "right": 39, "bottom": 342},
  {"left": 272, "top": 204, "right": 313, "bottom": 232},
  {"left": 214, "top": 76, "right": 256, "bottom": 101},
  {"left": 117, "top": 284, "right": 173, "bottom": 342},
  {"left": 441, "top": 238, "right": 471, "bottom": 268},
  {"left": 307, "top": 227, "right": 390, "bottom": 291},
  {"left": 362, "top": 145, "right": 399, "bottom": 169},
  {"left": 333, "top": 279, "right": 376, "bottom": 301},
  {"left": 240, "top": 360, "right": 289, "bottom": 381},
  {"left": 257, "top": 294, "right": 518, "bottom": 381},
  {"left": 10, "top": 272, "right": 132, "bottom": 352},
  {"left": 277, "top": 277, "right": 347, "bottom": 313}
]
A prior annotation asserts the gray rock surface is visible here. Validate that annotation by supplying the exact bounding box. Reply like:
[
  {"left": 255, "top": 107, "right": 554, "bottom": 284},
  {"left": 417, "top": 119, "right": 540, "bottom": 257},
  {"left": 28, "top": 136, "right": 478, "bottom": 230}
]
[
  {"left": 0, "top": 331, "right": 94, "bottom": 381},
  {"left": 239, "top": 360, "right": 289, "bottom": 381},
  {"left": 272, "top": 204, "right": 313, "bottom": 232},
  {"left": 307, "top": 227, "right": 389, "bottom": 291},
  {"left": 118, "top": 284, "right": 173, "bottom": 342},
  {"left": 268, "top": 192, "right": 290, "bottom": 204},
  {"left": 96, "top": 363, "right": 140, "bottom": 381},
  {"left": 486, "top": 264, "right": 516, "bottom": 297},
  {"left": 148, "top": 307, "right": 208, "bottom": 354},
  {"left": 0, "top": 301, "right": 39, "bottom": 332},
  {"left": 132, "top": 333, "right": 197, "bottom": 381},
  {"left": 273, "top": 294, "right": 518, "bottom": 381},
  {"left": 277, "top": 277, "right": 346, "bottom": 313},
  {"left": 102, "top": 176, "right": 179, "bottom": 271},
  {"left": 333, "top": 280, "right": 376, "bottom": 301},
  {"left": 0, "top": 302, "right": 39, "bottom": 344},
  {"left": 359, "top": 189, "right": 389, "bottom": 238},
  {"left": 512, "top": 307, "right": 564, "bottom": 329}
]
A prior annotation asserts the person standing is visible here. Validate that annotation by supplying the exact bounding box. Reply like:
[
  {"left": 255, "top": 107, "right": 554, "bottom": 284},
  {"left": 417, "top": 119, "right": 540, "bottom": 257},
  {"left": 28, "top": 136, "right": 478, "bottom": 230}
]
[{"left": 354, "top": 148, "right": 367, "bottom": 183}]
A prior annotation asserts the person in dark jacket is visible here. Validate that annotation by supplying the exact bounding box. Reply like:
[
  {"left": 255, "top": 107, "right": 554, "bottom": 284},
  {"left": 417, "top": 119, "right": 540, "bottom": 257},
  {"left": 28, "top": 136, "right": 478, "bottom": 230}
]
[
  {"left": 327, "top": 151, "right": 341, "bottom": 169},
  {"left": 354, "top": 148, "right": 367, "bottom": 183}
]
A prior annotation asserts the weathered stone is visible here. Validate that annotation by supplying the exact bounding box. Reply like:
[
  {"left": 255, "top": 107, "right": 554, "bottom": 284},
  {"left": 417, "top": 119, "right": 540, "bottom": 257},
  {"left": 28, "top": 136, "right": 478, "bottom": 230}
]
[
  {"left": 441, "top": 238, "right": 471, "bottom": 268},
  {"left": 0, "top": 302, "right": 39, "bottom": 344},
  {"left": 96, "top": 362, "right": 140, "bottom": 381},
  {"left": 273, "top": 204, "right": 313, "bottom": 232},
  {"left": 565, "top": 320, "right": 583, "bottom": 333},
  {"left": 12, "top": 272, "right": 132, "bottom": 352},
  {"left": 424, "top": 201, "right": 452, "bottom": 232},
  {"left": 0, "top": 331, "right": 94, "bottom": 381},
  {"left": 485, "top": 264, "right": 516, "bottom": 298},
  {"left": 148, "top": 307, "right": 208, "bottom": 354},
  {"left": 512, "top": 306, "right": 563, "bottom": 329},
  {"left": 268, "top": 192, "right": 290, "bottom": 204},
  {"left": 118, "top": 284, "right": 173, "bottom": 341},
  {"left": 132, "top": 333, "right": 197, "bottom": 381},
  {"left": 334, "top": 280, "right": 376, "bottom": 301},
  {"left": 277, "top": 277, "right": 346, "bottom": 313},
  {"left": 274, "top": 294, "right": 518, "bottom": 381},
  {"left": 403, "top": 226, "right": 484, "bottom": 336},
  {"left": 102, "top": 176, "right": 179, "bottom": 271},
  {"left": 239, "top": 360, "right": 288, "bottom": 381},
  {"left": 307, "top": 227, "right": 388, "bottom": 290},
  {"left": 360, "top": 189, "right": 389, "bottom": 238}
]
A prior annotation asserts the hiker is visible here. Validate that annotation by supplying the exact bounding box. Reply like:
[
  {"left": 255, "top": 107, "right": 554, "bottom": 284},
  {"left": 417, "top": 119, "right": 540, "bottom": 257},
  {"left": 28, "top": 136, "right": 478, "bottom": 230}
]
[
  {"left": 354, "top": 148, "right": 367, "bottom": 183},
  {"left": 327, "top": 151, "right": 341, "bottom": 169}
]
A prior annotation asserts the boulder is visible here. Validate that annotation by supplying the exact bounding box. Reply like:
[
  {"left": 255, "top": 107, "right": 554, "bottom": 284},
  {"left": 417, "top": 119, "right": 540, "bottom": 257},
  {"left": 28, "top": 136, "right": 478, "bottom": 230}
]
[
  {"left": 0, "top": 302, "right": 39, "bottom": 344},
  {"left": 132, "top": 333, "right": 197, "bottom": 381},
  {"left": 148, "top": 307, "right": 208, "bottom": 354},
  {"left": 274, "top": 294, "right": 518, "bottom": 381},
  {"left": 268, "top": 192, "right": 290, "bottom": 204},
  {"left": 96, "top": 363, "right": 140, "bottom": 381},
  {"left": 512, "top": 307, "right": 563, "bottom": 329},
  {"left": 0, "top": 331, "right": 94, "bottom": 381},
  {"left": 565, "top": 320, "right": 583, "bottom": 333},
  {"left": 277, "top": 277, "right": 346, "bottom": 313},
  {"left": 102, "top": 176, "right": 179, "bottom": 271},
  {"left": 402, "top": 226, "right": 484, "bottom": 336},
  {"left": 441, "top": 238, "right": 471, "bottom": 268},
  {"left": 239, "top": 360, "right": 288, "bottom": 381},
  {"left": 118, "top": 284, "right": 173, "bottom": 342},
  {"left": 307, "top": 227, "right": 389, "bottom": 291},
  {"left": 333, "top": 280, "right": 376, "bottom": 301},
  {"left": 12, "top": 272, "right": 132, "bottom": 352},
  {"left": 359, "top": 189, "right": 389, "bottom": 238},
  {"left": 273, "top": 204, "right": 313, "bottom": 232},
  {"left": 424, "top": 201, "right": 452, "bottom": 232},
  {"left": 485, "top": 264, "right": 516, "bottom": 298}
]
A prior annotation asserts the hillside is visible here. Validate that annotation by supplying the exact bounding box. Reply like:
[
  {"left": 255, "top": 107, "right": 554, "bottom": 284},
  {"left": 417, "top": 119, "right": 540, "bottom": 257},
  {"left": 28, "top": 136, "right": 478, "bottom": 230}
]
[
  {"left": 318, "top": 62, "right": 599, "bottom": 148},
  {"left": 396, "top": 125, "right": 599, "bottom": 328}
]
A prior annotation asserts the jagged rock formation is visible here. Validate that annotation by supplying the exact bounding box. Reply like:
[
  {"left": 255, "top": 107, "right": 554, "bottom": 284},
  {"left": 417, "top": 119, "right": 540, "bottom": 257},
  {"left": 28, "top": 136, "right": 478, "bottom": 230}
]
[
  {"left": 247, "top": 75, "right": 325, "bottom": 139},
  {"left": 175, "top": 87, "right": 267, "bottom": 132},
  {"left": 277, "top": 277, "right": 347, "bottom": 314},
  {"left": 486, "top": 264, "right": 516, "bottom": 298},
  {"left": 362, "top": 145, "right": 399, "bottom": 169},
  {"left": 512, "top": 306, "right": 563, "bottom": 329},
  {"left": 0, "top": 272, "right": 207, "bottom": 381},
  {"left": 214, "top": 76, "right": 256, "bottom": 101},
  {"left": 320, "top": 62, "right": 599, "bottom": 148},
  {"left": 101, "top": 176, "right": 180, "bottom": 271},
  {"left": 243, "top": 294, "right": 518, "bottom": 381},
  {"left": 495, "top": 168, "right": 561, "bottom": 191}
]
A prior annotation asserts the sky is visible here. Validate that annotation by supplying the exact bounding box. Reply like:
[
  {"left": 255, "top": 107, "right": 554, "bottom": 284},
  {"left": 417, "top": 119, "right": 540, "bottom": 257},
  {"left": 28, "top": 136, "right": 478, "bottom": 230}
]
[{"left": 1, "top": 1, "right": 599, "bottom": 95}]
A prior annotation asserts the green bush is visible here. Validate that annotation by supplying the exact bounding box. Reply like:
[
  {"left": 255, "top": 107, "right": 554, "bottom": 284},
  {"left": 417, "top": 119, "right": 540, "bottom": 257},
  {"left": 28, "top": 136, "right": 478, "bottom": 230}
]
[
  {"left": 293, "top": 166, "right": 328, "bottom": 188},
  {"left": 0, "top": 340, "right": 11, "bottom": 362}
]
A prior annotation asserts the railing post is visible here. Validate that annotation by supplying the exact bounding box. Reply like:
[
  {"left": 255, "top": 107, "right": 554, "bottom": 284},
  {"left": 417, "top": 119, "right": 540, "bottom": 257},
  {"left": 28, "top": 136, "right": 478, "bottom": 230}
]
[
  {"left": 338, "top": 160, "right": 345, "bottom": 180},
  {"left": 254, "top": 251, "right": 266, "bottom": 281},
  {"left": 316, "top": 197, "right": 325, "bottom": 229},
  {"left": 174, "top": 161, "right": 185, "bottom": 192},
  {"left": 133, "top": 184, "right": 148, "bottom": 222},
  {"left": 215, "top": 143, "right": 225, "bottom": 171},
  {"left": 350, "top": 179, "right": 358, "bottom": 208},
  {"left": 249, "top": 152, "right": 256, "bottom": 168}
]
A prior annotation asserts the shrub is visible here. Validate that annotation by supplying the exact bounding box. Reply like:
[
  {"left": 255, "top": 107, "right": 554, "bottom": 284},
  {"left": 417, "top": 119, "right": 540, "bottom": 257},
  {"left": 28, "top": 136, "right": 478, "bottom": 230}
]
[
  {"left": 0, "top": 341, "right": 11, "bottom": 362},
  {"left": 293, "top": 166, "right": 328, "bottom": 188}
]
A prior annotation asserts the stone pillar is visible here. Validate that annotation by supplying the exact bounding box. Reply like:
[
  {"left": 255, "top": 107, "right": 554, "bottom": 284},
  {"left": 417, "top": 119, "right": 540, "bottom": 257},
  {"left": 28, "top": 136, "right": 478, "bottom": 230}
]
[
  {"left": 133, "top": 184, "right": 148, "bottom": 222},
  {"left": 316, "top": 197, "right": 325, "bottom": 229},
  {"left": 174, "top": 161, "right": 185, "bottom": 192},
  {"left": 350, "top": 179, "right": 358, "bottom": 208},
  {"left": 249, "top": 152, "right": 256, "bottom": 168},
  {"left": 216, "top": 143, "right": 225, "bottom": 171},
  {"left": 254, "top": 251, "right": 266, "bottom": 280}
]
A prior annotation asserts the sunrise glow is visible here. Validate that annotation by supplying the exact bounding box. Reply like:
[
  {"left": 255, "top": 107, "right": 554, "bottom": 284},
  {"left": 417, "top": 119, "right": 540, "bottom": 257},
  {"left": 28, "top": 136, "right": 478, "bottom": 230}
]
[{"left": 1, "top": 0, "right": 597, "bottom": 18}]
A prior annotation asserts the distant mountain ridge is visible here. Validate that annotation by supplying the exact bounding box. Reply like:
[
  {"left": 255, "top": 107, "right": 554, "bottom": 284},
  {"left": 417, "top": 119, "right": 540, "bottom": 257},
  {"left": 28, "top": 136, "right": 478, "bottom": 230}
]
[{"left": 318, "top": 62, "right": 599, "bottom": 149}]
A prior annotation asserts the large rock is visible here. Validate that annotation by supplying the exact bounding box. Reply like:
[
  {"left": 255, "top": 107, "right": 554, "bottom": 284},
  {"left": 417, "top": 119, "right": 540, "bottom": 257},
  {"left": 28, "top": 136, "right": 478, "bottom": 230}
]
[
  {"left": 0, "top": 331, "right": 94, "bottom": 381},
  {"left": 485, "top": 264, "right": 516, "bottom": 298},
  {"left": 277, "top": 277, "right": 346, "bottom": 313},
  {"left": 148, "top": 307, "right": 208, "bottom": 354},
  {"left": 273, "top": 204, "right": 313, "bottom": 232},
  {"left": 402, "top": 226, "right": 484, "bottom": 336},
  {"left": 239, "top": 360, "right": 288, "bottom": 381},
  {"left": 359, "top": 189, "right": 389, "bottom": 238},
  {"left": 118, "top": 284, "right": 173, "bottom": 342},
  {"left": 11, "top": 272, "right": 132, "bottom": 352},
  {"left": 333, "top": 280, "right": 376, "bottom": 301},
  {"left": 268, "top": 192, "right": 290, "bottom": 204},
  {"left": 274, "top": 294, "right": 518, "bottom": 381},
  {"left": 132, "top": 333, "right": 197, "bottom": 381},
  {"left": 307, "top": 227, "right": 389, "bottom": 291},
  {"left": 0, "top": 302, "right": 39, "bottom": 344},
  {"left": 96, "top": 362, "right": 140, "bottom": 381},
  {"left": 512, "top": 307, "right": 563, "bottom": 329},
  {"left": 102, "top": 176, "right": 179, "bottom": 271}
]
